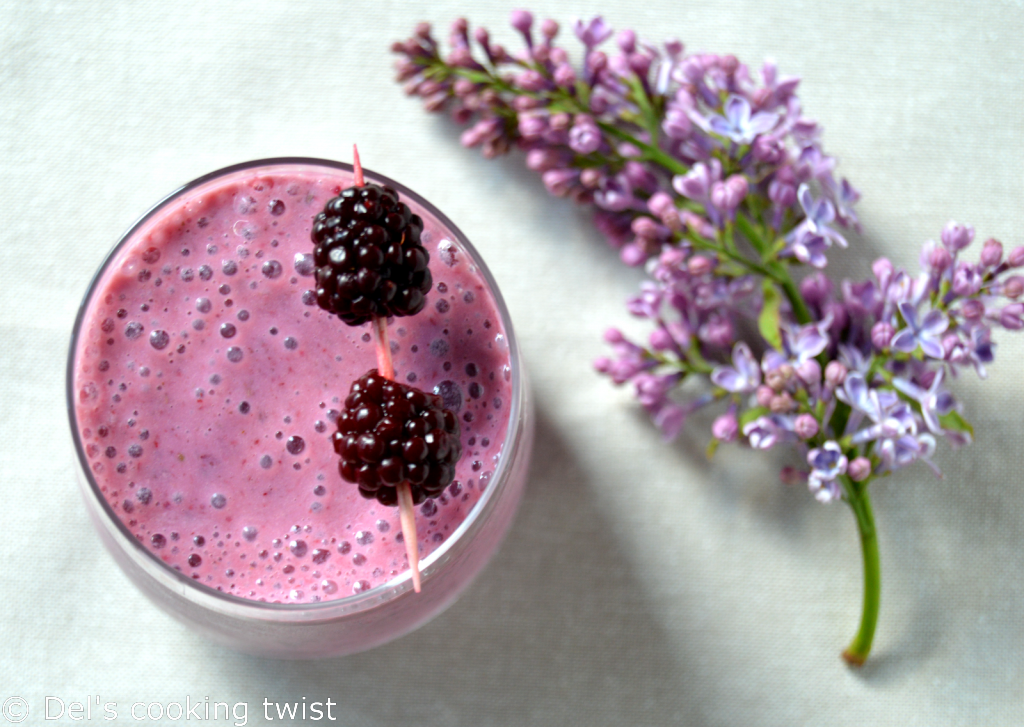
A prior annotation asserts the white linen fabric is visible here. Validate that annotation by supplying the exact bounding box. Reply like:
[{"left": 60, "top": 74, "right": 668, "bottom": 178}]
[{"left": 1, "top": 1, "right": 1022, "bottom": 724}]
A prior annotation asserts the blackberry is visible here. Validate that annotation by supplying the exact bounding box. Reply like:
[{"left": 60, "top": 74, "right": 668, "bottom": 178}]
[
  {"left": 311, "top": 183, "right": 432, "bottom": 326},
  {"left": 333, "top": 369, "right": 462, "bottom": 506}
]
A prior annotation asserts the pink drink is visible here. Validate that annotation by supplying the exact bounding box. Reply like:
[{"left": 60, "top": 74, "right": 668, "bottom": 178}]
[{"left": 69, "top": 159, "right": 532, "bottom": 657}]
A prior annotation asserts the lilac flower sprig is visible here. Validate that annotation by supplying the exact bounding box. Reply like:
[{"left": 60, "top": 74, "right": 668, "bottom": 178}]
[{"left": 393, "top": 12, "right": 1024, "bottom": 665}]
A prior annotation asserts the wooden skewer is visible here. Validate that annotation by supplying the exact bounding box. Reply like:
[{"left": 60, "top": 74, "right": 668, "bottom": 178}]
[{"left": 355, "top": 145, "right": 422, "bottom": 593}]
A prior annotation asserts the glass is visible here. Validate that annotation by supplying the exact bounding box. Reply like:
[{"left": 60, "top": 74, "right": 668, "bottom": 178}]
[{"left": 67, "top": 158, "right": 533, "bottom": 658}]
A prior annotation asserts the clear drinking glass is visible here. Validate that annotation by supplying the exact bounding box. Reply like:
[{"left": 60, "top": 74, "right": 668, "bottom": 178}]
[{"left": 67, "top": 158, "right": 533, "bottom": 658}]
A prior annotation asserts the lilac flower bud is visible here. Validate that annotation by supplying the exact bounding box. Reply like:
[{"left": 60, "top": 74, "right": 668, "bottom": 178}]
[
  {"left": 848, "top": 457, "right": 872, "bottom": 482},
  {"left": 542, "top": 168, "right": 578, "bottom": 197},
  {"left": 589, "top": 94, "right": 609, "bottom": 115},
  {"left": 1003, "top": 276, "right": 1024, "bottom": 299},
  {"left": 794, "top": 414, "right": 819, "bottom": 440},
  {"left": 952, "top": 263, "right": 983, "bottom": 297},
  {"left": 712, "top": 412, "right": 739, "bottom": 442},
  {"left": 768, "top": 178, "right": 796, "bottom": 208},
  {"left": 546, "top": 112, "right": 569, "bottom": 131},
  {"left": 685, "top": 255, "right": 712, "bottom": 276},
  {"left": 604, "top": 328, "right": 625, "bottom": 344},
  {"left": 941, "top": 333, "right": 960, "bottom": 358},
  {"left": 394, "top": 58, "right": 420, "bottom": 82},
  {"left": 447, "top": 48, "right": 476, "bottom": 68},
  {"left": 928, "top": 245, "right": 953, "bottom": 273},
  {"left": 960, "top": 298, "right": 985, "bottom": 320},
  {"left": 941, "top": 221, "right": 975, "bottom": 252},
  {"left": 796, "top": 360, "right": 821, "bottom": 387},
  {"left": 649, "top": 328, "right": 674, "bottom": 351},
  {"left": 617, "top": 29, "right": 636, "bottom": 53},
  {"left": 518, "top": 113, "right": 547, "bottom": 140},
  {"left": 554, "top": 63, "right": 576, "bottom": 87},
  {"left": 756, "top": 385, "right": 774, "bottom": 408},
  {"left": 414, "top": 21, "right": 432, "bottom": 39},
  {"left": 766, "top": 364, "right": 794, "bottom": 392},
  {"left": 541, "top": 18, "right": 559, "bottom": 40},
  {"left": 647, "top": 191, "right": 674, "bottom": 218},
  {"left": 510, "top": 9, "right": 533, "bottom": 35},
  {"left": 516, "top": 70, "right": 546, "bottom": 92},
  {"left": 631, "top": 216, "right": 660, "bottom": 240},
  {"left": 659, "top": 246, "right": 686, "bottom": 269},
  {"left": 513, "top": 95, "right": 541, "bottom": 111},
  {"left": 825, "top": 301, "right": 849, "bottom": 334},
  {"left": 526, "top": 148, "right": 562, "bottom": 172},
  {"left": 663, "top": 108, "right": 692, "bottom": 140},
  {"left": 824, "top": 361, "right": 847, "bottom": 387},
  {"left": 752, "top": 134, "right": 784, "bottom": 165},
  {"left": 702, "top": 318, "right": 734, "bottom": 348},
  {"left": 799, "top": 273, "right": 833, "bottom": 308},
  {"left": 623, "top": 162, "right": 658, "bottom": 194},
  {"left": 871, "top": 257, "right": 893, "bottom": 284},
  {"left": 1009, "top": 247, "right": 1024, "bottom": 268},
  {"left": 981, "top": 238, "right": 1004, "bottom": 267},
  {"left": 710, "top": 175, "right": 749, "bottom": 214},
  {"left": 566, "top": 118, "right": 600, "bottom": 155},
  {"left": 681, "top": 211, "right": 717, "bottom": 240},
  {"left": 629, "top": 53, "right": 652, "bottom": 78},
  {"left": 473, "top": 26, "right": 490, "bottom": 46},
  {"left": 620, "top": 243, "right": 647, "bottom": 267},
  {"left": 579, "top": 168, "right": 603, "bottom": 188},
  {"left": 770, "top": 392, "right": 795, "bottom": 414},
  {"left": 1000, "top": 303, "right": 1024, "bottom": 330},
  {"left": 587, "top": 50, "right": 608, "bottom": 73},
  {"left": 423, "top": 92, "right": 448, "bottom": 113},
  {"left": 871, "top": 321, "right": 894, "bottom": 350}
]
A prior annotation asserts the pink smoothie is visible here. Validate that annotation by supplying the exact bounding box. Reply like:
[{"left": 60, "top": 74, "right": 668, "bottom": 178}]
[{"left": 72, "top": 162, "right": 512, "bottom": 604}]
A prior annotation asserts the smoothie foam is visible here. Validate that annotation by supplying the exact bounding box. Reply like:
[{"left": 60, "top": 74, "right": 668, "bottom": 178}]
[{"left": 72, "top": 162, "right": 512, "bottom": 605}]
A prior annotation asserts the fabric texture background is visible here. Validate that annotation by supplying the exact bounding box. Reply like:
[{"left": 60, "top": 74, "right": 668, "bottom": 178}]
[{"left": 2, "top": 1, "right": 1022, "bottom": 724}]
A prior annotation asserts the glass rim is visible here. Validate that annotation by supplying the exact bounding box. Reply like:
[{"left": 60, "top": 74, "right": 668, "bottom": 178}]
[{"left": 66, "top": 157, "right": 525, "bottom": 618}]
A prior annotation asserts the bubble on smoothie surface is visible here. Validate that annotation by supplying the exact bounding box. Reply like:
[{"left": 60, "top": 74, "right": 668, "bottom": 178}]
[
  {"left": 196, "top": 297, "right": 212, "bottom": 313},
  {"left": 433, "top": 380, "right": 462, "bottom": 412},
  {"left": 242, "top": 526, "right": 258, "bottom": 541},
  {"left": 286, "top": 436, "right": 305, "bottom": 455},
  {"left": 437, "top": 240, "right": 457, "bottom": 267},
  {"left": 268, "top": 199, "right": 286, "bottom": 216},
  {"left": 149, "top": 330, "right": 170, "bottom": 350},
  {"left": 293, "top": 253, "right": 315, "bottom": 276},
  {"left": 429, "top": 339, "right": 450, "bottom": 358},
  {"left": 262, "top": 260, "right": 283, "bottom": 279},
  {"left": 226, "top": 346, "right": 243, "bottom": 363},
  {"left": 222, "top": 260, "right": 238, "bottom": 276},
  {"left": 220, "top": 323, "right": 237, "bottom": 338},
  {"left": 259, "top": 454, "right": 273, "bottom": 469},
  {"left": 210, "top": 493, "right": 227, "bottom": 509},
  {"left": 356, "top": 530, "right": 374, "bottom": 546},
  {"left": 289, "top": 540, "right": 307, "bottom": 557},
  {"left": 124, "top": 321, "right": 144, "bottom": 339}
]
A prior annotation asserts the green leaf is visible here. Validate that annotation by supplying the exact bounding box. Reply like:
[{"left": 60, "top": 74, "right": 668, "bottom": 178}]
[
  {"left": 739, "top": 406, "right": 770, "bottom": 428},
  {"left": 758, "top": 280, "right": 783, "bottom": 351},
  {"left": 939, "top": 410, "right": 975, "bottom": 438}
]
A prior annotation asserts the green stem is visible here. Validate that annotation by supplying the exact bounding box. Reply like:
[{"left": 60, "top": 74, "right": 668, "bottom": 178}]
[{"left": 842, "top": 480, "right": 880, "bottom": 666}]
